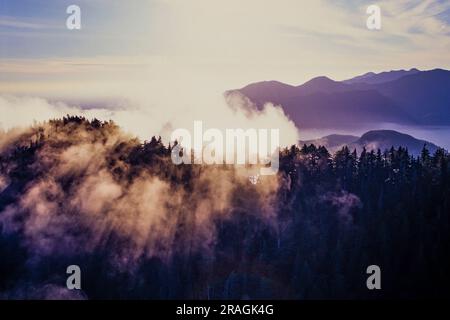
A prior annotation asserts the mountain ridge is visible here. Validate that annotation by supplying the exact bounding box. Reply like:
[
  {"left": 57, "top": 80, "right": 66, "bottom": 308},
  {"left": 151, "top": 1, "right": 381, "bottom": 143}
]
[
  {"left": 343, "top": 68, "right": 420, "bottom": 84},
  {"left": 228, "top": 68, "right": 450, "bottom": 129},
  {"left": 299, "top": 129, "right": 441, "bottom": 155}
]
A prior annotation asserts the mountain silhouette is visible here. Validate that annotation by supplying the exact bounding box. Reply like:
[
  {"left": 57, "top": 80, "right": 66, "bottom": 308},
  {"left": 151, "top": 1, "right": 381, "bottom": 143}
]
[
  {"left": 371, "top": 69, "right": 450, "bottom": 124},
  {"left": 300, "top": 129, "right": 440, "bottom": 155},
  {"left": 343, "top": 68, "right": 420, "bottom": 84},
  {"left": 229, "top": 68, "right": 450, "bottom": 129}
]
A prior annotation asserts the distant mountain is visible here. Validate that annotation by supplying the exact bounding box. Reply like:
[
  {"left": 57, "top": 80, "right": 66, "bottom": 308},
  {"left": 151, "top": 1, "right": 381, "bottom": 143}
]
[
  {"left": 235, "top": 76, "right": 353, "bottom": 106},
  {"left": 300, "top": 134, "right": 359, "bottom": 150},
  {"left": 281, "top": 90, "right": 414, "bottom": 129},
  {"left": 300, "top": 130, "right": 441, "bottom": 155},
  {"left": 230, "top": 86, "right": 415, "bottom": 129},
  {"left": 229, "top": 68, "right": 450, "bottom": 129},
  {"left": 372, "top": 69, "right": 450, "bottom": 124},
  {"left": 235, "top": 81, "right": 297, "bottom": 107},
  {"left": 343, "top": 68, "right": 420, "bottom": 84},
  {"left": 295, "top": 76, "right": 352, "bottom": 95}
]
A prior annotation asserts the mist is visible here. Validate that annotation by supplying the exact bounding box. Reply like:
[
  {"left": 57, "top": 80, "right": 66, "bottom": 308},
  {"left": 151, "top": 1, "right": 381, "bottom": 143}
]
[{"left": 0, "top": 117, "right": 284, "bottom": 298}]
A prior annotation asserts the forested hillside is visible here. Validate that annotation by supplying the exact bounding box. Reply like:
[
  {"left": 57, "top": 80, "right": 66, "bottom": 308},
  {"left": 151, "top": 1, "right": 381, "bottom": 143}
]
[{"left": 0, "top": 117, "right": 449, "bottom": 299}]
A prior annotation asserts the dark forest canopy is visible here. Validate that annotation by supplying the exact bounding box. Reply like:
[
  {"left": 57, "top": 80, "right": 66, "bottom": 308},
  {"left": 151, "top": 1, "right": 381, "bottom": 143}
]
[{"left": 0, "top": 116, "right": 449, "bottom": 299}]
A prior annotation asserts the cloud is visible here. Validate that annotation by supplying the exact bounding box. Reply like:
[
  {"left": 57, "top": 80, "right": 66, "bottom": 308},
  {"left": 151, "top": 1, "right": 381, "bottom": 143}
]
[
  {"left": 2, "top": 0, "right": 449, "bottom": 91},
  {"left": 0, "top": 92, "right": 300, "bottom": 151},
  {"left": 0, "top": 16, "right": 54, "bottom": 30}
]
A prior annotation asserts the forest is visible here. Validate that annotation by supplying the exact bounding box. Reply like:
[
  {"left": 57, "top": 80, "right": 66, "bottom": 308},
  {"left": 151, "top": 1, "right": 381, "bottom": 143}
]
[{"left": 0, "top": 116, "right": 449, "bottom": 299}]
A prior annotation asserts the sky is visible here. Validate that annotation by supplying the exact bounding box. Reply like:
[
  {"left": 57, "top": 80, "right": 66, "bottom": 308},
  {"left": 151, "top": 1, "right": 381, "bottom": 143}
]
[
  {"left": 0, "top": 0, "right": 450, "bottom": 144},
  {"left": 1, "top": 0, "right": 449, "bottom": 96}
]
